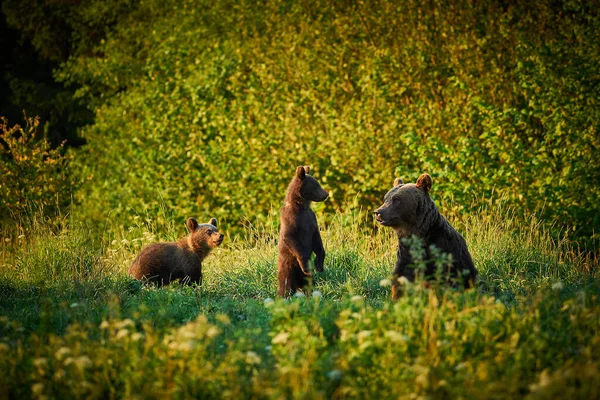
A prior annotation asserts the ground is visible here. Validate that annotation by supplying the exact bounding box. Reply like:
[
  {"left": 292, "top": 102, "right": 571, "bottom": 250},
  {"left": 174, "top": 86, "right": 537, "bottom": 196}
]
[{"left": 0, "top": 209, "right": 598, "bottom": 399}]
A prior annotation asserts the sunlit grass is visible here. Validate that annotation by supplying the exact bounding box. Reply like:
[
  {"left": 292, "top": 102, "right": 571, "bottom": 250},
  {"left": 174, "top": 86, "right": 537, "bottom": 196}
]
[{"left": 0, "top": 205, "right": 597, "bottom": 398}]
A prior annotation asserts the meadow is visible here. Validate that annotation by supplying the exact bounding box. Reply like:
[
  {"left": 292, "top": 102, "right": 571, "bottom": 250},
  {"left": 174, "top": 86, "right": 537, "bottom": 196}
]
[
  {"left": 0, "top": 206, "right": 598, "bottom": 399},
  {"left": 1, "top": 0, "right": 600, "bottom": 398}
]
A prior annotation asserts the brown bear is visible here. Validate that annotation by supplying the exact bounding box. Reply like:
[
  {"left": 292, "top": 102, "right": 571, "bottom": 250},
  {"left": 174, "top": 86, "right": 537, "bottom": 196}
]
[
  {"left": 374, "top": 174, "right": 477, "bottom": 299},
  {"left": 277, "top": 166, "right": 329, "bottom": 297},
  {"left": 129, "top": 217, "right": 224, "bottom": 286}
]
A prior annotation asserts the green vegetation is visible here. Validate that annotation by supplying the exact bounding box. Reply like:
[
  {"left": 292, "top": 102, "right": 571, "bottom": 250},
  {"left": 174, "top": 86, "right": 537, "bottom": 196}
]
[
  {"left": 55, "top": 0, "right": 600, "bottom": 244},
  {"left": 5, "top": 0, "right": 599, "bottom": 242},
  {"left": 1, "top": 0, "right": 599, "bottom": 398},
  {"left": 0, "top": 117, "right": 74, "bottom": 224},
  {"left": 0, "top": 210, "right": 598, "bottom": 398}
]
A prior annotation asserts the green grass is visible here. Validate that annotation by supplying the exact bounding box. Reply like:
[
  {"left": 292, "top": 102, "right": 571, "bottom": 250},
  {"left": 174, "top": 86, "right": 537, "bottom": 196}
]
[{"left": 0, "top": 208, "right": 598, "bottom": 399}]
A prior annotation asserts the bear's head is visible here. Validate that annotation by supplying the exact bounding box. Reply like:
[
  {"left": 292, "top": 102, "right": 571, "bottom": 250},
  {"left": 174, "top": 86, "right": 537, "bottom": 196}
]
[
  {"left": 374, "top": 173, "right": 433, "bottom": 231},
  {"left": 295, "top": 166, "right": 329, "bottom": 202},
  {"left": 186, "top": 217, "right": 224, "bottom": 250}
]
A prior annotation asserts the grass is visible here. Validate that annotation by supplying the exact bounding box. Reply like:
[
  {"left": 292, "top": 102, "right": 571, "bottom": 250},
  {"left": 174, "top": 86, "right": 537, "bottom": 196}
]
[{"left": 0, "top": 207, "right": 598, "bottom": 399}]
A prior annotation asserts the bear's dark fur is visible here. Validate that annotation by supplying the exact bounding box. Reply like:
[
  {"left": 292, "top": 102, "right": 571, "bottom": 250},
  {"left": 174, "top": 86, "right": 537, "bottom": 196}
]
[
  {"left": 129, "top": 217, "right": 224, "bottom": 286},
  {"left": 277, "top": 166, "right": 329, "bottom": 297},
  {"left": 374, "top": 174, "right": 477, "bottom": 299}
]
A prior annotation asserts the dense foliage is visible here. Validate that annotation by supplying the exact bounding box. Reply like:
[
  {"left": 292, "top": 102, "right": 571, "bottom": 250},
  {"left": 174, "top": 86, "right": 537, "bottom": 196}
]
[
  {"left": 0, "top": 117, "right": 73, "bottom": 224},
  {"left": 38, "top": 0, "right": 599, "bottom": 244},
  {"left": 0, "top": 0, "right": 139, "bottom": 146}
]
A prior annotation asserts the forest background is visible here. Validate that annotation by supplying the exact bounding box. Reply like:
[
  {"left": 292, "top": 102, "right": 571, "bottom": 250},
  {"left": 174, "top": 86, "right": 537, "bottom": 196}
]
[{"left": 1, "top": 0, "right": 599, "bottom": 250}]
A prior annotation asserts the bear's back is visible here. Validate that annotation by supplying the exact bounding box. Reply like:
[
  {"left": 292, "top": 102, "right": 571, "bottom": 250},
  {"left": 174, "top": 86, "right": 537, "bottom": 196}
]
[
  {"left": 129, "top": 242, "right": 200, "bottom": 283},
  {"left": 426, "top": 216, "right": 477, "bottom": 285}
]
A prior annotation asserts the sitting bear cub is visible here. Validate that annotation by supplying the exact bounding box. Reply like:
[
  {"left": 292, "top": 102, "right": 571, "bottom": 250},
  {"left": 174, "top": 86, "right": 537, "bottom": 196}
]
[
  {"left": 277, "top": 166, "right": 329, "bottom": 297},
  {"left": 129, "top": 217, "right": 224, "bottom": 286},
  {"left": 374, "top": 174, "right": 476, "bottom": 299}
]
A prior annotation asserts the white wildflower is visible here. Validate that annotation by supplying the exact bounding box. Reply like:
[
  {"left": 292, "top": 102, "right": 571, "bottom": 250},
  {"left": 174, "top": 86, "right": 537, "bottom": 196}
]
[
  {"left": 74, "top": 356, "right": 92, "bottom": 370},
  {"left": 178, "top": 341, "right": 194, "bottom": 352},
  {"left": 294, "top": 291, "right": 306, "bottom": 298},
  {"left": 397, "top": 276, "right": 410, "bottom": 285},
  {"left": 357, "top": 330, "right": 372, "bottom": 342},
  {"left": 385, "top": 330, "right": 410, "bottom": 343},
  {"left": 55, "top": 347, "right": 71, "bottom": 360},
  {"left": 272, "top": 332, "right": 290, "bottom": 345},
  {"left": 33, "top": 358, "right": 48, "bottom": 368},
  {"left": 312, "top": 290, "right": 322, "bottom": 298},
  {"left": 131, "top": 333, "right": 144, "bottom": 342},
  {"left": 115, "top": 329, "right": 129, "bottom": 340},
  {"left": 206, "top": 326, "right": 220, "bottom": 339},
  {"left": 116, "top": 319, "right": 135, "bottom": 329},
  {"left": 379, "top": 279, "right": 392, "bottom": 287},
  {"left": 245, "top": 351, "right": 261, "bottom": 365},
  {"left": 552, "top": 282, "right": 564, "bottom": 291}
]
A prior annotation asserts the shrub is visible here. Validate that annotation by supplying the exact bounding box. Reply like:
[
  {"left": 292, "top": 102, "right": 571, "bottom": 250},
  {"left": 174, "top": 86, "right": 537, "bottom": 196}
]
[
  {"left": 0, "top": 116, "right": 73, "bottom": 225},
  {"left": 50, "top": 0, "right": 600, "bottom": 247}
]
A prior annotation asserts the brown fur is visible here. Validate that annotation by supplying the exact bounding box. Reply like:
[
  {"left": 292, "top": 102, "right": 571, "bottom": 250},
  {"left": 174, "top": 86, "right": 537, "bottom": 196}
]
[
  {"left": 129, "top": 217, "right": 224, "bottom": 286},
  {"left": 277, "top": 166, "right": 328, "bottom": 297},
  {"left": 374, "top": 174, "right": 477, "bottom": 299}
]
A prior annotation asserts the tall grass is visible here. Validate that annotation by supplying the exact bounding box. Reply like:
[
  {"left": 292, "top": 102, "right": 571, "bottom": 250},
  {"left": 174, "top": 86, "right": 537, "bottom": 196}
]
[{"left": 0, "top": 205, "right": 597, "bottom": 398}]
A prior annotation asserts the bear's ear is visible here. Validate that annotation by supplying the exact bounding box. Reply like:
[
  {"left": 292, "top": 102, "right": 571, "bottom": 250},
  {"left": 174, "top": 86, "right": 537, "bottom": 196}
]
[
  {"left": 393, "top": 178, "right": 404, "bottom": 187},
  {"left": 416, "top": 173, "right": 432, "bottom": 193},
  {"left": 296, "top": 166, "right": 306, "bottom": 180},
  {"left": 303, "top": 166, "right": 310, "bottom": 174},
  {"left": 186, "top": 218, "right": 199, "bottom": 232},
  {"left": 208, "top": 218, "right": 217, "bottom": 227}
]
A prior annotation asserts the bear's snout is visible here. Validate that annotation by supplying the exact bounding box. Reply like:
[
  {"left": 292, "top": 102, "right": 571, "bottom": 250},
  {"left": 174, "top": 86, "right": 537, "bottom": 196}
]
[
  {"left": 319, "top": 190, "right": 329, "bottom": 201},
  {"left": 374, "top": 206, "right": 393, "bottom": 225},
  {"left": 374, "top": 208, "right": 383, "bottom": 222}
]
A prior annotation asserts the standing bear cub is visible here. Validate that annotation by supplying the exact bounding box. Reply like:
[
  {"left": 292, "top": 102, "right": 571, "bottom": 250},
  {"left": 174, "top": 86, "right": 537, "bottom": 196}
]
[
  {"left": 129, "top": 217, "right": 224, "bottom": 286},
  {"left": 277, "top": 166, "right": 329, "bottom": 297},
  {"left": 374, "top": 174, "right": 477, "bottom": 299}
]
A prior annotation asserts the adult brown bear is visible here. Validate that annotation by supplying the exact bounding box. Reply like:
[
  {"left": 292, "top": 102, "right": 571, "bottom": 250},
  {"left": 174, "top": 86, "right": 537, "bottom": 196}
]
[
  {"left": 374, "top": 174, "right": 477, "bottom": 299},
  {"left": 277, "top": 166, "right": 328, "bottom": 297},
  {"left": 129, "top": 217, "right": 223, "bottom": 286}
]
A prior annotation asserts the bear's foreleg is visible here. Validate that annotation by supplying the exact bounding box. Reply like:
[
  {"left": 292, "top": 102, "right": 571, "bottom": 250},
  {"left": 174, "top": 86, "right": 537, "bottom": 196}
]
[{"left": 312, "top": 230, "right": 325, "bottom": 273}]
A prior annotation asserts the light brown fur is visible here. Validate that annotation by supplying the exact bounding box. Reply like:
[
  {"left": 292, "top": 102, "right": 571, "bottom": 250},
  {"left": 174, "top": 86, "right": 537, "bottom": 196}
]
[{"left": 129, "top": 217, "right": 223, "bottom": 286}]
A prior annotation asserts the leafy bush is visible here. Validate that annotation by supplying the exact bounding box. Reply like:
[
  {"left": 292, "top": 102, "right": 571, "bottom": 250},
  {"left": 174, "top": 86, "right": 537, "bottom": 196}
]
[
  {"left": 0, "top": 117, "right": 73, "bottom": 224},
  {"left": 1, "top": 290, "right": 598, "bottom": 398},
  {"left": 55, "top": 0, "right": 600, "bottom": 245}
]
